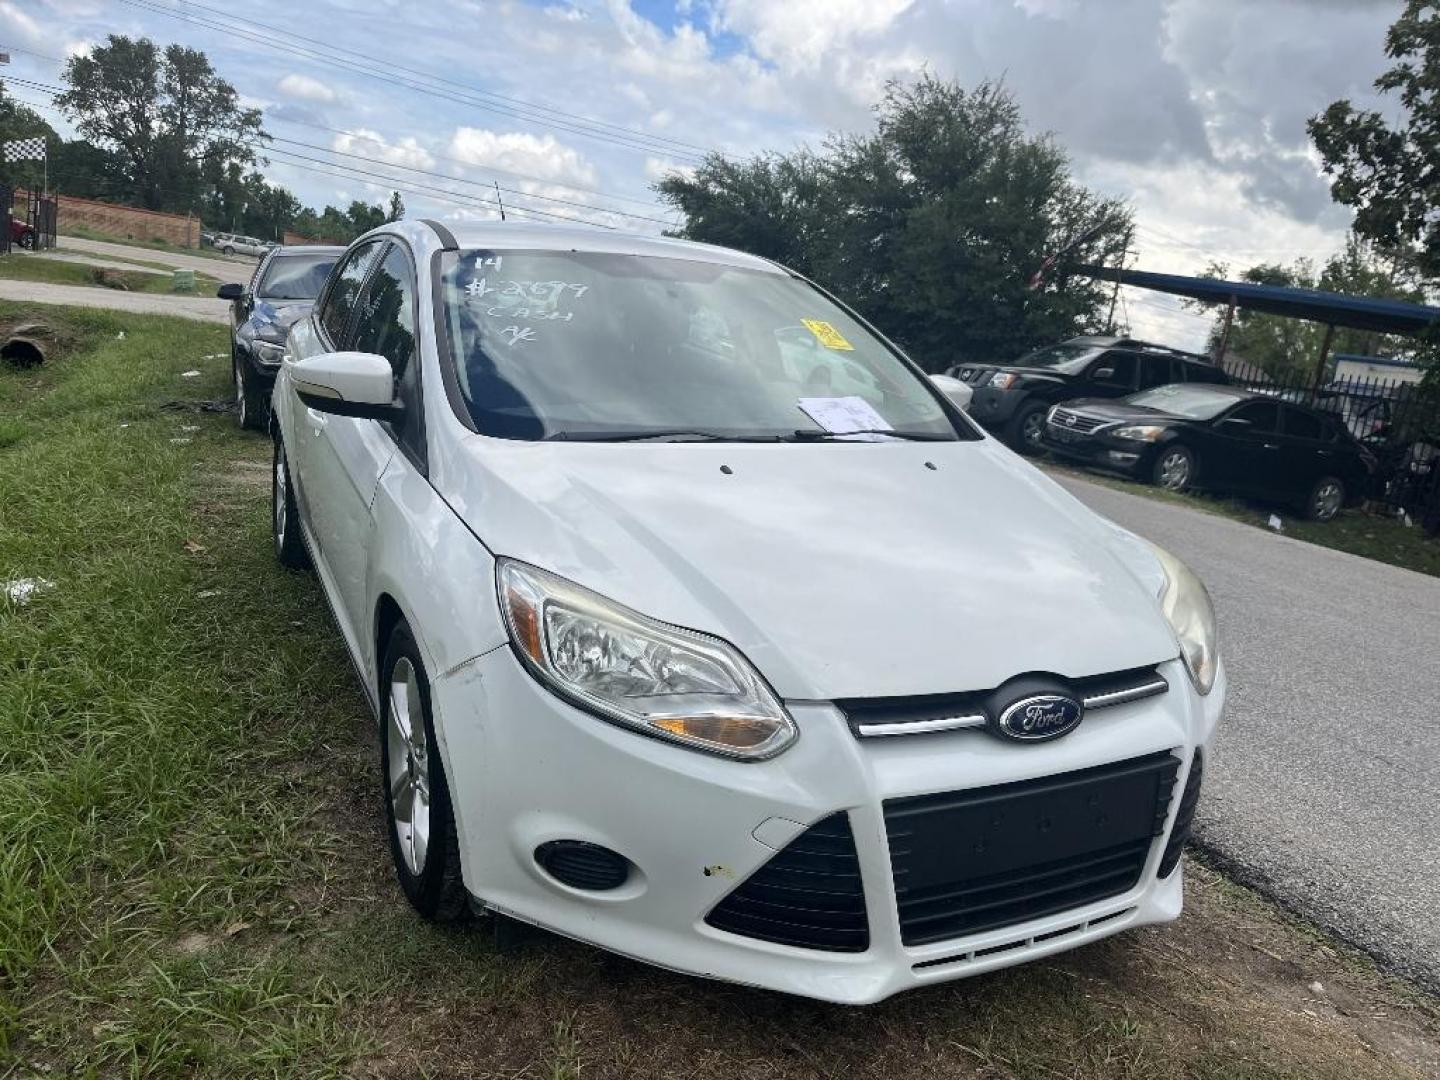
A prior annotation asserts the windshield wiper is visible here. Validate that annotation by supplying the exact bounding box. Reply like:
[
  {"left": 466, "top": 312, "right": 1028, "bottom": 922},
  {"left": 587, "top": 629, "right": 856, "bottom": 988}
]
[
  {"left": 787, "top": 428, "right": 954, "bottom": 442},
  {"left": 544, "top": 429, "right": 782, "bottom": 443}
]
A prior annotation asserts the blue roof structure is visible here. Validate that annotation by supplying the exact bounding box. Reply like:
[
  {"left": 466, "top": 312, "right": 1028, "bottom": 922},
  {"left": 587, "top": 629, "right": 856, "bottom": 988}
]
[{"left": 1074, "top": 265, "right": 1440, "bottom": 336}]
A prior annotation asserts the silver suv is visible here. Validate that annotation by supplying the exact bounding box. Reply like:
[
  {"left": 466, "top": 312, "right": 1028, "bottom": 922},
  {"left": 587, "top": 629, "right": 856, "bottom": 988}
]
[{"left": 212, "top": 233, "right": 274, "bottom": 258}]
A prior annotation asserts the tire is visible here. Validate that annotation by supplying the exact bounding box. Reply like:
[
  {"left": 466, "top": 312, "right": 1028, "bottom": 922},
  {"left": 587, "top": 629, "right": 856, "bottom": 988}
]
[
  {"left": 19, "top": 233, "right": 35, "bottom": 250},
  {"left": 222, "top": 245, "right": 236, "bottom": 256},
  {"left": 1306, "top": 476, "right": 1346, "bottom": 522},
  {"left": 380, "top": 622, "right": 469, "bottom": 922},
  {"left": 271, "top": 434, "right": 309, "bottom": 570},
  {"left": 1152, "top": 444, "right": 1196, "bottom": 493},
  {"left": 1006, "top": 401, "right": 1050, "bottom": 456},
  {"left": 234, "top": 353, "right": 266, "bottom": 431}
]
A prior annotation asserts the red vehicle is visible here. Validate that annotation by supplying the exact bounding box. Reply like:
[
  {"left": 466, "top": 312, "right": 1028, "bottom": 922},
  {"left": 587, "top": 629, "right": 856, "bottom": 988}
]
[{"left": 8, "top": 219, "right": 36, "bottom": 249}]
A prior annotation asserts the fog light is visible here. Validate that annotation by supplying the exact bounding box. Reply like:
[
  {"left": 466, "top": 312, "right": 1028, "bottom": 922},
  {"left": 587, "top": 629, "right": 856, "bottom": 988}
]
[{"left": 534, "top": 840, "right": 630, "bottom": 891}]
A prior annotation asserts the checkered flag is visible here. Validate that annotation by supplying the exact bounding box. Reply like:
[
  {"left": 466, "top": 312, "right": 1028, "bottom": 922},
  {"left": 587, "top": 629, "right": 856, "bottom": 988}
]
[{"left": 2, "top": 137, "right": 46, "bottom": 164}]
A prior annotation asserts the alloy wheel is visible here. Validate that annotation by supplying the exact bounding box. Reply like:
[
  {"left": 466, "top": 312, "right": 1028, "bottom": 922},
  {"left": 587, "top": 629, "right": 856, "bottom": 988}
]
[
  {"left": 1021, "top": 411, "right": 1045, "bottom": 448},
  {"left": 1313, "top": 480, "right": 1343, "bottom": 521},
  {"left": 387, "top": 658, "right": 431, "bottom": 876},
  {"left": 234, "top": 360, "right": 247, "bottom": 427},
  {"left": 1157, "top": 450, "right": 1191, "bottom": 491},
  {"left": 273, "top": 443, "right": 288, "bottom": 545}
]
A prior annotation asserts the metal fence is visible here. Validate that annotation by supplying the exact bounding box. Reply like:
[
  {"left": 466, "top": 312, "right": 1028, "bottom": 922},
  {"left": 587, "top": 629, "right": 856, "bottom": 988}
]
[
  {"left": 23, "top": 190, "right": 57, "bottom": 250},
  {"left": 1218, "top": 352, "right": 1438, "bottom": 532}
]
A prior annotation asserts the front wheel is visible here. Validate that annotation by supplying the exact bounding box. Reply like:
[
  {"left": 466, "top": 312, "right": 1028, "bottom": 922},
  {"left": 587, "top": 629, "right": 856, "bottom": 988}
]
[
  {"left": 1006, "top": 401, "right": 1049, "bottom": 456},
  {"left": 272, "top": 435, "right": 309, "bottom": 569},
  {"left": 234, "top": 354, "right": 265, "bottom": 431},
  {"left": 222, "top": 245, "right": 236, "bottom": 256},
  {"left": 1306, "top": 476, "right": 1346, "bottom": 522},
  {"left": 1152, "top": 444, "right": 1196, "bottom": 493},
  {"left": 381, "top": 623, "right": 469, "bottom": 922},
  {"left": 18, "top": 232, "right": 35, "bottom": 250}
]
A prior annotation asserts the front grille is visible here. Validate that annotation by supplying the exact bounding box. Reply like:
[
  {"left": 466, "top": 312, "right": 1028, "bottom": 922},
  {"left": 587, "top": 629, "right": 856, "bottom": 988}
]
[
  {"left": 1158, "top": 751, "right": 1203, "bottom": 877},
  {"left": 885, "top": 752, "right": 1180, "bottom": 945},
  {"left": 705, "top": 812, "right": 869, "bottom": 952},
  {"left": 839, "top": 666, "right": 1167, "bottom": 739},
  {"left": 1049, "top": 408, "right": 1109, "bottom": 433}
]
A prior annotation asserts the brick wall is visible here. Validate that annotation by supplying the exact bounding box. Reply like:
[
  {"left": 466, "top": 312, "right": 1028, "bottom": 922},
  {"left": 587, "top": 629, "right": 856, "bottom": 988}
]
[{"left": 14, "top": 190, "right": 201, "bottom": 248}]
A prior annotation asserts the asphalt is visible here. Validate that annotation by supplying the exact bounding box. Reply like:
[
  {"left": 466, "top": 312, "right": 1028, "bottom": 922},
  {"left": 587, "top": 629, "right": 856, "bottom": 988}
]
[
  {"left": 59, "top": 235, "right": 256, "bottom": 281},
  {"left": 1053, "top": 471, "right": 1440, "bottom": 993}
]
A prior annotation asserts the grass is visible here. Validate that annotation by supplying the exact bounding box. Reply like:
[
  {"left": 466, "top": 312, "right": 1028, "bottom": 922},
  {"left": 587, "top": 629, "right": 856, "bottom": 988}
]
[
  {"left": 0, "top": 253, "right": 222, "bottom": 296},
  {"left": 1042, "top": 461, "right": 1440, "bottom": 578},
  {"left": 2, "top": 304, "right": 1438, "bottom": 1076}
]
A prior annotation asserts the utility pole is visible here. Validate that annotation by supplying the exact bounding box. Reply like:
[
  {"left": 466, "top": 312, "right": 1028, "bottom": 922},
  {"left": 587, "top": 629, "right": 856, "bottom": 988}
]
[{"left": 1105, "top": 231, "right": 1130, "bottom": 334}]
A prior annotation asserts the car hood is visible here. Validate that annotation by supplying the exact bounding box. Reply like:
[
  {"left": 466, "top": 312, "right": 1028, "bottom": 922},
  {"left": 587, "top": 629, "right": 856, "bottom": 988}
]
[
  {"left": 443, "top": 437, "right": 1178, "bottom": 699},
  {"left": 1062, "top": 399, "right": 1183, "bottom": 423},
  {"left": 248, "top": 300, "right": 313, "bottom": 337}
]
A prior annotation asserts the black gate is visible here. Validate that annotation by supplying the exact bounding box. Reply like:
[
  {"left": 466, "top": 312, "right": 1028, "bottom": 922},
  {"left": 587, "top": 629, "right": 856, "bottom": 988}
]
[
  {"left": 0, "top": 182, "right": 12, "bottom": 256},
  {"left": 24, "top": 190, "right": 57, "bottom": 250}
]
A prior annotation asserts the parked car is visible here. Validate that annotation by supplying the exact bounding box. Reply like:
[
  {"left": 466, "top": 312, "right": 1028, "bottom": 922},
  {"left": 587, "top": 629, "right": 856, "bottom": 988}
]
[
  {"left": 952, "top": 336, "right": 1229, "bottom": 454},
  {"left": 212, "top": 232, "right": 273, "bottom": 257},
  {"left": 8, "top": 218, "right": 36, "bottom": 249},
  {"left": 267, "top": 220, "right": 1223, "bottom": 1004},
  {"left": 1042, "top": 383, "right": 1375, "bottom": 520},
  {"left": 216, "top": 245, "right": 344, "bottom": 429},
  {"left": 200, "top": 230, "right": 217, "bottom": 247}
]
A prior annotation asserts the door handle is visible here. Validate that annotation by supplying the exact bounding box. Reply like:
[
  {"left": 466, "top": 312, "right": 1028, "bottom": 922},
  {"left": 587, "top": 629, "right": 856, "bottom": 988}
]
[
  {"left": 306, "top": 407, "right": 328, "bottom": 433},
  {"left": 1262, "top": 442, "right": 1279, "bottom": 450}
]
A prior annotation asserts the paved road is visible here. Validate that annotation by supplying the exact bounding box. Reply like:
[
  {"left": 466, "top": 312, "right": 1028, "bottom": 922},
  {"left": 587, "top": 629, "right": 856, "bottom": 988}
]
[
  {"left": 1054, "top": 471, "right": 1440, "bottom": 992},
  {"left": 27, "top": 250, "right": 169, "bottom": 276},
  {"left": 58, "top": 235, "right": 254, "bottom": 282},
  {"left": 0, "top": 280, "right": 229, "bottom": 323}
]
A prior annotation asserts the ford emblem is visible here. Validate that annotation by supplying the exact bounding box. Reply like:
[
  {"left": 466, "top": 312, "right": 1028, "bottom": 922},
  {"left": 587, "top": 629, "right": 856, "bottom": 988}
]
[{"left": 995, "top": 694, "right": 1083, "bottom": 742}]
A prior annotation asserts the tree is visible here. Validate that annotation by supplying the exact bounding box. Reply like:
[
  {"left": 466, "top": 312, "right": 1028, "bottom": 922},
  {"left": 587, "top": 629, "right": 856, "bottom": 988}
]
[
  {"left": 0, "top": 83, "right": 58, "bottom": 193},
  {"left": 657, "top": 77, "right": 1131, "bottom": 370},
  {"left": 1190, "top": 236, "right": 1424, "bottom": 381},
  {"left": 386, "top": 190, "right": 405, "bottom": 222},
  {"left": 56, "top": 35, "right": 265, "bottom": 212},
  {"left": 1309, "top": 1, "right": 1440, "bottom": 284}
]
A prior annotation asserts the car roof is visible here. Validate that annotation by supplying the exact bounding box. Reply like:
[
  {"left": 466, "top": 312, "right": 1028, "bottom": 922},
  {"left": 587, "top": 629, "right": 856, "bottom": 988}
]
[
  {"left": 1066, "top": 334, "right": 1214, "bottom": 364},
  {"left": 271, "top": 245, "right": 346, "bottom": 256},
  {"left": 433, "top": 221, "right": 786, "bottom": 275}
]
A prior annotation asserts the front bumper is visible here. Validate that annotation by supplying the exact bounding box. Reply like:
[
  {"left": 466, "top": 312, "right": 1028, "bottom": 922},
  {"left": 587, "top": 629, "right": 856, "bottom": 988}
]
[
  {"left": 967, "top": 387, "right": 1024, "bottom": 429},
  {"left": 432, "top": 647, "right": 1224, "bottom": 1004},
  {"left": 1043, "top": 426, "right": 1157, "bottom": 477}
]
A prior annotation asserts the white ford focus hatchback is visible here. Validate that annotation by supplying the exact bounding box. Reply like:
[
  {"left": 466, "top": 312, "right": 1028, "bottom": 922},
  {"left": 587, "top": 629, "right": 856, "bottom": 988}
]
[{"left": 270, "top": 220, "right": 1224, "bottom": 1005}]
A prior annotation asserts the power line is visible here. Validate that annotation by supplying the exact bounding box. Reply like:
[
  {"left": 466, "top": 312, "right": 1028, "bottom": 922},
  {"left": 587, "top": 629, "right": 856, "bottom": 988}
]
[
  {"left": 111, "top": 0, "right": 709, "bottom": 163},
  {"left": 172, "top": 0, "right": 713, "bottom": 157}
]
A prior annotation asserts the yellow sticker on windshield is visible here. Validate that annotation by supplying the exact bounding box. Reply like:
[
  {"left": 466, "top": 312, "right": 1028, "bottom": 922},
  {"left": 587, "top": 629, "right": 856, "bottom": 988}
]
[{"left": 801, "top": 319, "right": 854, "bottom": 351}]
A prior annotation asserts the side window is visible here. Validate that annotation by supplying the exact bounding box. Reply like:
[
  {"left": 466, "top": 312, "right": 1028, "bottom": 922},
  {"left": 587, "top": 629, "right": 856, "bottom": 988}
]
[
  {"left": 1283, "top": 406, "right": 1325, "bottom": 441},
  {"left": 1226, "top": 400, "right": 1280, "bottom": 433},
  {"left": 1137, "top": 354, "right": 1175, "bottom": 390},
  {"left": 350, "top": 244, "right": 421, "bottom": 456},
  {"left": 1092, "top": 352, "right": 1137, "bottom": 389},
  {"left": 319, "top": 240, "right": 383, "bottom": 346}
]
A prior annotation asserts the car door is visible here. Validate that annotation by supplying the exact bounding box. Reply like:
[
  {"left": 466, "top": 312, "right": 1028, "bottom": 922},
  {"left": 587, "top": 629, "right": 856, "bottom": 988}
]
[
  {"left": 1084, "top": 351, "right": 1139, "bottom": 399},
  {"left": 290, "top": 239, "right": 389, "bottom": 633},
  {"left": 1206, "top": 399, "right": 1283, "bottom": 494},
  {"left": 308, "top": 242, "right": 417, "bottom": 639},
  {"left": 1136, "top": 354, "right": 1179, "bottom": 393},
  {"left": 1274, "top": 405, "right": 1338, "bottom": 503}
]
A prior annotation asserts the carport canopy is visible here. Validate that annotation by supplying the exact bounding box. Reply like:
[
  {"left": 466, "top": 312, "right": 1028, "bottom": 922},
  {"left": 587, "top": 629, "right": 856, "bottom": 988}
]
[{"left": 1073, "top": 264, "right": 1440, "bottom": 337}]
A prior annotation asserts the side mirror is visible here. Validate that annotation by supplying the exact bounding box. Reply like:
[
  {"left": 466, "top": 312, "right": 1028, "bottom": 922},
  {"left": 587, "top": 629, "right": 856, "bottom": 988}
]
[
  {"left": 929, "top": 373, "right": 973, "bottom": 412},
  {"left": 1093, "top": 367, "right": 1116, "bottom": 381},
  {"left": 291, "top": 352, "right": 399, "bottom": 420},
  {"left": 216, "top": 282, "right": 244, "bottom": 301}
]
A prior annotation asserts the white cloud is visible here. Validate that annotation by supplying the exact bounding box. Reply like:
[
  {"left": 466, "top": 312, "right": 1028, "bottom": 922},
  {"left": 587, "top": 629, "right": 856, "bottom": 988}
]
[
  {"left": 644, "top": 157, "right": 695, "bottom": 183},
  {"left": 332, "top": 129, "right": 435, "bottom": 171},
  {"left": 0, "top": 1, "right": 45, "bottom": 49},
  {"left": 277, "top": 73, "right": 338, "bottom": 104},
  {"left": 448, "top": 127, "right": 597, "bottom": 187}
]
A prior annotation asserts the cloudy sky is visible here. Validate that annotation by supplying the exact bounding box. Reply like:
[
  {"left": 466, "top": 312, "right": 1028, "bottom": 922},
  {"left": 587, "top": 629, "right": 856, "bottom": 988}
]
[{"left": 2, "top": 0, "right": 1407, "bottom": 347}]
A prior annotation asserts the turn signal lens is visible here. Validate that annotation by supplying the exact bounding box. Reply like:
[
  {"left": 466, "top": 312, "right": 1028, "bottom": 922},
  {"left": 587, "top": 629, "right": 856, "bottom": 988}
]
[{"left": 496, "top": 559, "right": 797, "bottom": 760}]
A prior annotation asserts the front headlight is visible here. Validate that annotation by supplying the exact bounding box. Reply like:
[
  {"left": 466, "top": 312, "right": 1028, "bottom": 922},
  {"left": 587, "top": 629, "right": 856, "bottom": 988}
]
[
  {"left": 1113, "top": 425, "right": 1166, "bottom": 442},
  {"left": 989, "top": 372, "right": 1018, "bottom": 389},
  {"left": 254, "top": 339, "right": 286, "bottom": 362},
  {"left": 496, "top": 559, "right": 797, "bottom": 760},
  {"left": 1149, "top": 544, "right": 1218, "bottom": 695}
]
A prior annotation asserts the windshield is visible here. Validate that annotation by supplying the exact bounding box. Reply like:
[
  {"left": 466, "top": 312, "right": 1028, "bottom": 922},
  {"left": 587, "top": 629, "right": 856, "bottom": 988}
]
[
  {"left": 1013, "top": 342, "right": 1104, "bottom": 373},
  {"left": 257, "top": 253, "right": 337, "bottom": 301},
  {"left": 1126, "top": 385, "right": 1240, "bottom": 420},
  {"left": 439, "top": 250, "right": 967, "bottom": 442}
]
